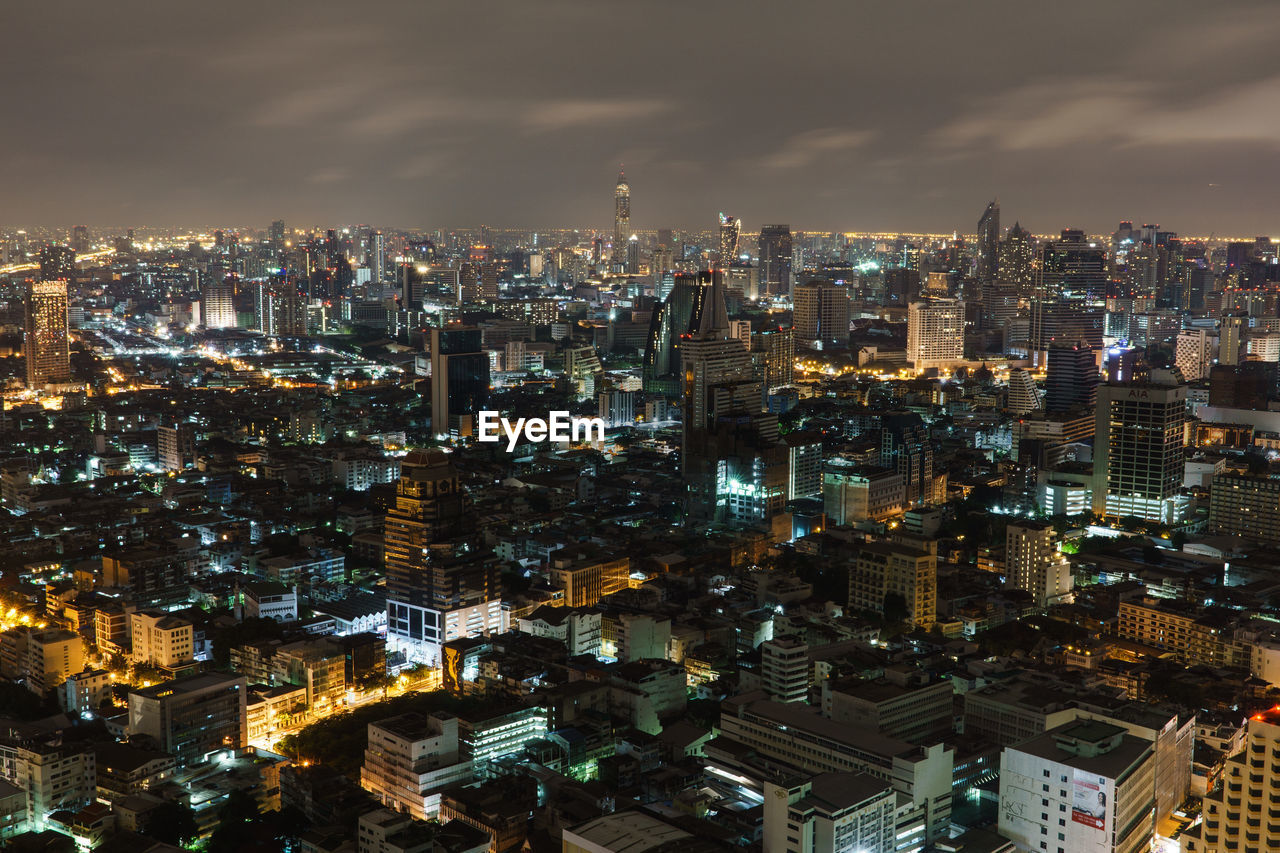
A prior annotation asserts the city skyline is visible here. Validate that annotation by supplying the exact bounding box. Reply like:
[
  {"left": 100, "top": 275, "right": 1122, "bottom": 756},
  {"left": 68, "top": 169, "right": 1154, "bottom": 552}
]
[{"left": 3, "top": 1, "right": 1280, "bottom": 234}]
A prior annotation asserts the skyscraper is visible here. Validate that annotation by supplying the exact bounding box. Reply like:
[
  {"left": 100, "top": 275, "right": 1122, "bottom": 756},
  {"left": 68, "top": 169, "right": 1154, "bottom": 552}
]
[
  {"left": 758, "top": 225, "right": 793, "bottom": 296},
  {"left": 1044, "top": 343, "right": 1099, "bottom": 415},
  {"left": 38, "top": 245, "right": 75, "bottom": 282},
  {"left": 751, "top": 326, "right": 795, "bottom": 396},
  {"left": 1182, "top": 707, "right": 1280, "bottom": 853},
  {"left": 718, "top": 213, "right": 741, "bottom": 266},
  {"left": 1174, "top": 329, "right": 1216, "bottom": 381},
  {"left": 906, "top": 299, "right": 965, "bottom": 371},
  {"left": 976, "top": 200, "right": 999, "bottom": 287},
  {"left": 1041, "top": 230, "right": 1107, "bottom": 303},
  {"left": 997, "top": 221, "right": 1034, "bottom": 290},
  {"left": 23, "top": 280, "right": 71, "bottom": 390},
  {"left": 643, "top": 271, "right": 731, "bottom": 395},
  {"left": 201, "top": 275, "right": 236, "bottom": 329},
  {"left": 1220, "top": 314, "right": 1245, "bottom": 366},
  {"left": 792, "top": 281, "right": 850, "bottom": 345},
  {"left": 1006, "top": 368, "right": 1041, "bottom": 416},
  {"left": 383, "top": 450, "right": 504, "bottom": 667},
  {"left": 1004, "top": 520, "right": 1073, "bottom": 608},
  {"left": 1092, "top": 372, "right": 1187, "bottom": 522},
  {"left": 613, "top": 168, "right": 630, "bottom": 265},
  {"left": 430, "top": 326, "right": 490, "bottom": 438},
  {"left": 368, "top": 230, "right": 387, "bottom": 282}
]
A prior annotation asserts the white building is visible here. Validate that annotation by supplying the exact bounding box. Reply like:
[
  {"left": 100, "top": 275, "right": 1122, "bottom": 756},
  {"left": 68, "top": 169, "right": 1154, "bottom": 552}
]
[
  {"left": 907, "top": 299, "right": 965, "bottom": 371},
  {"left": 762, "top": 772, "right": 896, "bottom": 853},
  {"left": 361, "top": 712, "right": 474, "bottom": 819},
  {"left": 760, "top": 637, "right": 808, "bottom": 703},
  {"left": 1174, "top": 330, "right": 1216, "bottom": 381},
  {"left": 998, "top": 719, "right": 1154, "bottom": 853},
  {"left": 1005, "top": 520, "right": 1074, "bottom": 608},
  {"left": 129, "top": 612, "right": 194, "bottom": 669}
]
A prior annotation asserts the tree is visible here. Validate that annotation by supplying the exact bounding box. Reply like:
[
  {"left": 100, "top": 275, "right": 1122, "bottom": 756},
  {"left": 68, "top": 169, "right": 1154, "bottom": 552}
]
[{"left": 146, "top": 801, "right": 198, "bottom": 846}]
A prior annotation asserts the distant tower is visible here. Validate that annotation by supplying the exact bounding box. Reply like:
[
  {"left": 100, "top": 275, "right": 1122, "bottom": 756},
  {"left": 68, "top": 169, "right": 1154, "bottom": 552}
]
[
  {"left": 201, "top": 276, "right": 236, "bottom": 329},
  {"left": 24, "top": 280, "right": 72, "bottom": 389},
  {"left": 758, "top": 225, "right": 793, "bottom": 295},
  {"left": 977, "top": 200, "right": 1000, "bottom": 286},
  {"left": 718, "top": 213, "right": 741, "bottom": 266},
  {"left": 613, "top": 168, "right": 630, "bottom": 264},
  {"left": 38, "top": 245, "right": 75, "bottom": 282}
]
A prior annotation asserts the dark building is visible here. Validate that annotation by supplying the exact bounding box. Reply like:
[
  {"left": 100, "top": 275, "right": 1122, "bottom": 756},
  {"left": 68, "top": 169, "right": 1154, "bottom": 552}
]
[
  {"left": 1208, "top": 363, "right": 1278, "bottom": 410},
  {"left": 1041, "top": 231, "right": 1107, "bottom": 302},
  {"left": 758, "top": 225, "right": 793, "bottom": 295},
  {"left": 976, "top": 200, "right": 1000, "bottom": 286},
  {"left": 643, "top": 271, "right": 730, "bottom": 395},
  {"left": 1044, "top": 344, "right": 1099, "bottom": 415},
  {"left": 880, "top": 412, "right": 934, "bottom": 508},
  {"left": 430, "top": 326, "right": 489, "bottom": 438},
  {"left": 38, "top": 245, "right": 75, "bottom": 282}
]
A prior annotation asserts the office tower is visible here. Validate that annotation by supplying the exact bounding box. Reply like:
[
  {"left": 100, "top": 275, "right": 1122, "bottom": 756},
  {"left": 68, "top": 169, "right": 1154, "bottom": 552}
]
[
  {"left": 762, "top": 773, "right": 895, "bottom": 853},
  {"left": 1044, "top": 344, "right": 1098, "bottom": 414},
  {"left": 613, "top": 168, "right": 630, "bottom": 264},
  {"left": 1032, "top": 301, "right": 1104, "bottom": 361},
  {"left": 718, "top": 212, "right": 740, "bottom": 265},
  {"left": 792, "top": 280, "right": 850, "bottom": 344},
  {"left": 38, "top": 245, "right": 75, "bottom": 281},
  {"left": 680, "top": 333, "right": 758, "bottom": 435},
  {"left": 651, "top": 245, "right": 674, "bottom": 282},
  {"left": 70, "top": 225, "right": 89, "bottom": 253},
  {"left": 430, "top": 327, "right": 489, "bottom": 438},
  {"left": 1219, "top": 314, "right": 1245, "bottom": 366},
  {"left": 459, "top": 262, "right": 497, "bottom": 304},
  {"left": 849, "top": 540, "right": 937, "bottom": 629},
  {"left": 785, "top": 431, "right": 823, "bottom": 499},
  {"left": 758, "top": 224, "right": 793, "bottom": 295},
  {"left": 597, "top": 389, "right": 635, "bottom": 427},
  {"left": 1208, "top": 471, "right": 1280, "bottom": 544},
  {"left": 976, "top": 199, "right": 1000, "bottom": 286},
  {"left": 881, "top": 412, "right": 937, "bottom": 508},
  {"left": 1092, "top": 375, "right": 1187, "bottom": 522},
  {"left": 368, "top": 230, "right": 386, "bottom": 282},
  {"left": 157, "top": 423, "right": 196, "bottom": 472},
  {"left": 1183, "top": 707, "right": 1280, "bottom": 853},
  {"left": 625, "top": 234, "right": 640, "bottom": 274},
  {"left": 760, "top": 637, "right": 808, "bottom": 703},
  {"left": 128, "top": 673, "right": 248, "bottom": 767},
  {"left": 268, "top": 219, "right": 286, "bottom": 247},
  {"left": 751, "top": 326, "right": 795, "bottom": 395},
  {"left": 383, "top": 451, "right": 504, "bottom": 666},
  {"left": 998, "top": 221, "right": 1035, "bottom": 290},
  {"left": 1174, "top": 329, "right": 1216, "bottom": 381},
  {"left": 906, "top": 299, "right": 965, "bottom": 370},
  {"left": 1041, "top": 231, "right": 1107, "bottom": 302},
  {"left": 1103, "top": 345, "right": 1141, "bottom": 384},
  {"left": 23, "top": 280, "right": 71, "bottom": 389},
  {"left": 643, "top": 270, "right": 730, "bottom": 395},
  {"left": 201, "top": 275, "right": 236, "bottom": 329},
  {"left": 1006, "top": 368, "right": 1041, "bottom": 416},
  {"left": 1005, "top": 520, "right": 1073, "bottom": 608},
  {"left": 998, "top": 720, "right": 1154, "bottom": 853}
]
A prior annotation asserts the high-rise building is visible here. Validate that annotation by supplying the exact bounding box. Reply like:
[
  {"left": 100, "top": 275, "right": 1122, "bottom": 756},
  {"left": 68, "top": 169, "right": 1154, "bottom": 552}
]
[
  {"left": 430, "top": 326, "right": 489, "bottom": 438},
  {"left": 201, "top": 275, "right": 236, "bottom": 329},
  {"left": 758, "top": 225, "right": 793, "bottom": 295},
  {"left": 1007, "top": 368, "right": 1041, "bottom": 416},
  {"left": 761, "top": 773, "right": 896, "bottom": 853},
  {"left": 976, "top": 200, "right": 1000, "bottom": 286},
  {"left": 1005, "top": 520, "right": 1073, "bottom": 608},
  {"left": 1044, "top": 344, "right": 1099, "bottom": 415},
  {"left": 1092, "top": 374, "right": 1187, "bottom": 522},
  {"left": 70, "top": 225, "right": 89, "bottom": 253},
  {"left": 268, "top": 219, "right": 286, "bottom": 247},
  {"left": 751, "top": 326, "right": 795, "bottom": 395},
  {"left": 37, "top": 245, "right": 75, "bottom": 282},
  {"left": 1041, "top": 230, "right": 1107, "bottom": 303},
  {"left": 718, "top": 213, "right": 741, "bottom": 265},
  {"left": 1174, "top": 329, "right": 1216, "bottom": 381},
  {"left": 1219, "top": 314, "right": 1245, "bottom": 366},
  {"left": 383, "top": 451, "right": 505, "bottom": 666},
  {"left": 1208, "top": 471, "right": 1280, "bottom": 545},
  {"left": 998, "top": 719, "right": 1154, "bottom": 853},
  {"left": 997, "top": 221, "right": 1034, "bottom": 291},
  {"left": 127, "top": 672, "right": 247, "bottom": 767},
  {"left": 368, "top": 230, "right": 386, "bottom": 282},
  {"left": 760, "top": 637, "right": 809, "bottom": 703},
  {"left": 906, "top": 299, "right": 965, "bottom": 370},
  {"left": 625, "top": 234, "right": 640, "bottom": 275},
  {"left": 23, "top": 280, "right": 71, "bottom": 390},
  {"left": 157, "top": 423, "right": 196, "bottom": 472},
  {"left": 881, "top": 412, "right": 937, "bottom": 507},
  {"left": 613, "top": 168, "right": 630, "bottom": 265},
  {"left": 848, "top": 541, "right": 937, "bottom": 629},
  {"left": 643, "top": 270, "right": 732, "bottom": 395},
  {"left": 1183, "top": 707, "right": 1280, "bottom": 853},
  {"left": 792, "top": 281, "right": 850, "bottom": 344}
]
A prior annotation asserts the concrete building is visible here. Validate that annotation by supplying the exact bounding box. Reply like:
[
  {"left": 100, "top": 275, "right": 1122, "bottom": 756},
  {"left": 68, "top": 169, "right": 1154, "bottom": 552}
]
[
  {"left": 822, "top": 669, "right": 953, "bottom": 743},
  {"left": 1092, "top": 378, "right": 1187, "bottom": 523},
  {"left": 760, "top": 637, "right": 809, "bottom": 703},
  {"left": 1005, "top": 521, "right": 1074, "bottom": 608},
  {"left": 128, "top": 672, "right": 248, "bottom": 767},
  {"left": 0, "top": 628, "right": 85, "bottom": 694},
  {"left": 762, "top": 772, "right": 896, "bottom": 853},
  {"left": 792, "top": 281, "right": 850, "bottom": 344},
  {"left": 824, "top": 464, "right": 903, "bottom": 525},
  {"left": 547, "top": 550, "right": 631, "bottom": 609},
  {"left": 1183, "top": 706, "right": 1280, "bottom": 853},
  {"left": 849, "top": 541, "right": 936, "bottom": 629},
  {"left": 907, "top": 299, "right": 965, "bottom": 371},
  {"left": 1208, "top": 471, "right": 1280, "bottom": 545},
  {"left": 129, "top": 611, "right": 195, "bottom": 669},
  {"left": 998, "top": 719, "right": 1154, "bottom": 853},
  {"left": 1174, "top": 330, "right": 1216, "bottom": 382},
  {"left": 361, "top": 712, "right": 474, "bottom": 820}
]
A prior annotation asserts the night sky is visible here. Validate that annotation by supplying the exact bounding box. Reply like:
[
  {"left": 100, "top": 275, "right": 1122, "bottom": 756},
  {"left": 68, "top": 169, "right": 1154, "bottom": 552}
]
[{"left": 5, "top": 0, "right": 1280, "bottom": 235}]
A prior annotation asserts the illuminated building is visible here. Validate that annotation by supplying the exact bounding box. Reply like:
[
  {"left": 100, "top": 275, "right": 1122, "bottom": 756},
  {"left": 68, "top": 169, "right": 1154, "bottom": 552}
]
[
  {"left": 201, "top": 274, "right": 236, "bottom": 329},
  {"left": 613, "top": 168, "right": 630, "bottom": 265},
  {"left": 760, "top": 637, "right": 808, "bottom": 703},
  {"left": 361, "top": 712, "right": 474, "bottom": 819},
  {"left": 643, "top": 270, "right": 731, "bottom": 395},
  {"left": 906, "top": 299, "right": 964, "bottom": 370},
  {"left": 823, "top": 463, "right": 903, "bottom": 524},
  {"left": 1208, "top": 471, "right": 1280, "bottom": 545},
  {"left": 548, "top": 549, "right": 630, "bottom": 608},
  {"left": 1041, "top": 229, "right": 1107, "bottom": 303},
  {"left": 792, "top": 280, "right": 850, "bottom": 345},
  {"left": 23, "top": 280, "right": 71, "bottom": 389},
  {"left": 761, "top": 772, "right": 896, "bottom": 853},
  {"left": 758, "top": 224, "right": 793, "bottom": 295},
  {"left": 368, "top": 230, "right": 386, "bottom": 282},
  {"left": 718, "top": 212, "right": 740, "bottom": 264},
  {"left": 430, "top": 326, "right": 489, "bottom": 438},
  {"left": 37, "top": 245, "right": 75, "bottom": 281},
  {"left": 880, "top": 412, "right": 936, "bottom": 508},
  {"left": 1007, "top": 368, "right": 1041, "bottom": 416},
  {"left": 1004, "top": 520, "right": 1073, "bottom": 608},
  {"left": 383, "top": 451, "right": 505, "bottom": 667},
  {"left": 848, "top": 540, "right": 936, "bottom": 629},
  {"left": 998, "top": 220, "right": 1035, "bottom": 291},
  {"left": 1091, "top": 373, "right": 1186, "bottom": 522},
  {"left": 157, "top": 423, "right": 196, "bottom": 472},
  {"left": 1220, "top": 314, "right": 1245, "bottom": 366},
  {"left": 1183, "top": 706, "right": 1280, "bottom": 853},
  {"left": 1174, "top": 329, "right": 1216, "bottom": 381},
  {"left": 976, "top": 199, "right": 1000, "bottom": 287},
  {"left": 127, "top": 672, "right": 247, "bottom": 768},
  {"left": 751, "top": 325, "right": 794, "bottom": 396},
  {"left": 998, "top": 719, "right": 1154, "bottom": 853}
]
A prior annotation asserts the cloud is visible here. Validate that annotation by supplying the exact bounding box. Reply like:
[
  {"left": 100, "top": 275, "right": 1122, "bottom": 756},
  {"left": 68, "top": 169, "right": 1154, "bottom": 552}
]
[
  {"left": 522, "top": 98, "right": 672, "bottom": 132},
  {"left": 759, "top": 128, "right": 876, "bottom": 169}
]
